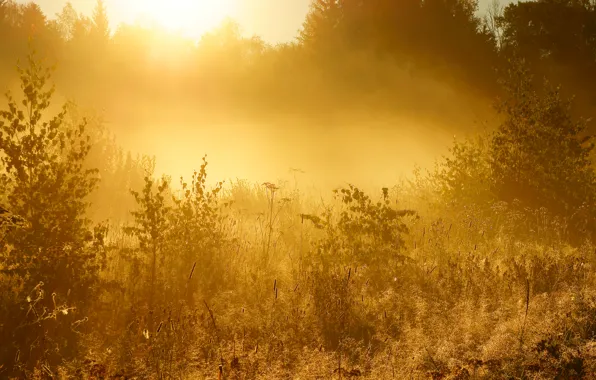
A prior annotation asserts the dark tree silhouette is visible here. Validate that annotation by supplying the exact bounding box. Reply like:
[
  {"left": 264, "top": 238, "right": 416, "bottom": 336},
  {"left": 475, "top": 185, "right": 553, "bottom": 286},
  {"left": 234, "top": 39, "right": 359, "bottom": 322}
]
[
  {"left": 499, "top": 0, "right": 596, "bottom": 122},
  {"left": 490, "top": 60, "right": 596, "bottom": 240}
]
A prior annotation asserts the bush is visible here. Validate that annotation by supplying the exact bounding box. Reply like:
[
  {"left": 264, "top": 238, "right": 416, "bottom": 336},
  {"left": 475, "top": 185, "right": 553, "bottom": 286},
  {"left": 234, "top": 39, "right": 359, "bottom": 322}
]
[{"left": 0, "top": 48, "right": 103, "bottom": 376}]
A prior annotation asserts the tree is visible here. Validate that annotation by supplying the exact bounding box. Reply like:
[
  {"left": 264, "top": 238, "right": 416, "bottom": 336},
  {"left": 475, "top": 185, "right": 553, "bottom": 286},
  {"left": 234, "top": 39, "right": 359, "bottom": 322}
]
[
  {"left": 125, "top": 165, "right": 171, "bottom": 331},
  {"left": 490, "top": 60, "right": 596, "bottom": 239},
  {"left": 298, "top": 0, "right": 499, "bottom": 94},
  {"left": 299, "top": 0, "right": 344, "bottom": 52},
  {"left": 0, "top": 0, "right": 19, "bottom": 28},
  {"left": 54, "top": 2, "right": 79, "bottom": 41},
  {"left": 483, "top": 0, "right": 505, "bottom": 50},
  {"left": 500, "top": 0, "right": 596, "bottom": 65},
  {"left": 434, "top": 57, "right": 596, "bottom": 242},
  {"left": 91, "top": 0, "right": 110, "bottom": 44},
  {"left": 168, "top": 157, "right": 228, "bottom": 302},
  {"left": 436, "top": 133, "right": 494, "bottom": 207},
  {"left": 19, "top": 2, "right": 46, "bottom": 34},
  {"left": 0, "top": 0, "right": 6, "bottom": 23},
  {"left": 0, "top": 47, "right": 103, "bottom": 374},
  {"left": 498, "top": 0, "right": 596, "bottom": 114},
  {"left": 72, "top": 14, "right": 93, "bottom": 43}
]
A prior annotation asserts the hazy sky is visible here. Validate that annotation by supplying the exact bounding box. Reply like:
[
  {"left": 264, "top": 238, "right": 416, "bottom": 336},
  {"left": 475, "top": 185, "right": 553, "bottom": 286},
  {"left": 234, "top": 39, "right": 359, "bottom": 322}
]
[{"left": 25, "top": 0, "right": 311, "bottom": 43}]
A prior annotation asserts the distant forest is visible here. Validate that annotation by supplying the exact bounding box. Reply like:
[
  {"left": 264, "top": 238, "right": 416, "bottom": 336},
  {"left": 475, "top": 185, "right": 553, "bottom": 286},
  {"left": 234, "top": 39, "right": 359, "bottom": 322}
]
[{"left": 1, "top": 0, "right": 596, "bottom": 124}]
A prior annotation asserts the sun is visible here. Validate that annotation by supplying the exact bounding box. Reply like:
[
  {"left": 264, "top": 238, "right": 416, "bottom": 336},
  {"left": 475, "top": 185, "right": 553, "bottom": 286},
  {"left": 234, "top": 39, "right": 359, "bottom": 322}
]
[{"left": 132, "top": 0, "right": 236, "bottom": 38}]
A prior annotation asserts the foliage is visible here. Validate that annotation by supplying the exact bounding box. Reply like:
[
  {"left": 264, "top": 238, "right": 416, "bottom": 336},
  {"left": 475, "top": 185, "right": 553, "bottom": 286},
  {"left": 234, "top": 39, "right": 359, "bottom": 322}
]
[
  {"left": 436, "top": 133, "right": 494, "bottom": 207},
  {"left": 491, "top": 61, "right": 596, "bottom": 216},
  {"left": 168, "top": 156, "right": 231, "bottom": 301},
  {"left": 435, "top": 58, "right": 596, "bottom": 243},
  {"left": 303, "top": 185, "right": 416, "bottom": 269},
  {"left": 0, "top": 0, "right": 502, "bottom": 121},
  {"left": 0, "top": 0, "right": 595, "bottom": 121},
  {"left": 6, "top": 1, "right": 596, "bottom": 378},
  {"left": 0, "top": 48, "right": 103, "bottom": 376},
  {"left": 91, "top": 0, "right": 109, "bottom": 44},
  {"left": 489, "top": 60, "right": 596, "bottom": 243},
  {"left": 124, "top": 167, "right": 170, "bottom": 310}
]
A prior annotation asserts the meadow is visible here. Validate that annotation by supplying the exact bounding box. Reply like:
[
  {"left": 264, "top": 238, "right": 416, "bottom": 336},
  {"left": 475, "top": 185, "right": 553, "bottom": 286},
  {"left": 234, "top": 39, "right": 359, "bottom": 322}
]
[
  {"left": 3, "top": 0, "right": 596, "bottom": 378},
  {"left": 2, "top": 51, "right": 596, "bottom": 379}
]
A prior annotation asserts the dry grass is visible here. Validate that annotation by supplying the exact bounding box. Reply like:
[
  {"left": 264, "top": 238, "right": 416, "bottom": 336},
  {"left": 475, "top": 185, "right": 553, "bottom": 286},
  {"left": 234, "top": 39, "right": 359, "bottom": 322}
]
[{"left": 2, "top": 173, "right": 596, "bottom": 379}]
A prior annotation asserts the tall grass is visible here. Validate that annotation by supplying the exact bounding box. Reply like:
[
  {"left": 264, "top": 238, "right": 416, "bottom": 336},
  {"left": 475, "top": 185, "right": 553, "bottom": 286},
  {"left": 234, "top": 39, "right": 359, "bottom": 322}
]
[{"left": 3, "top": 164, "right": 596, "bottom": 379}]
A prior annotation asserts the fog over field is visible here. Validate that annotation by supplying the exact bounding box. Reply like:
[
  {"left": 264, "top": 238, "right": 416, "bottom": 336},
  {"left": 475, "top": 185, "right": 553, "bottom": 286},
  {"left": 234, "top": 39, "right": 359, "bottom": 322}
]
[{"left": 3, "top": 0, "right": 596, "bottom": 379}]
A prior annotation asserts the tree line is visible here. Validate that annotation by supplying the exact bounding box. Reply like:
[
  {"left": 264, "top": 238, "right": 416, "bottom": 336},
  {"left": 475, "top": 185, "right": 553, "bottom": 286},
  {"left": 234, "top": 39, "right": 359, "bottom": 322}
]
[{"left": 1, "top": 0, "right": 596, "bottom": 122}]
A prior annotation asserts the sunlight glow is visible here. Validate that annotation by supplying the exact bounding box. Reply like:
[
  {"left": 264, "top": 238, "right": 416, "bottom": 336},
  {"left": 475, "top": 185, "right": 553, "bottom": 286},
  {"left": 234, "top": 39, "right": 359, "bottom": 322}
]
[{"left": 131, "top": 0, "right": 236, "bottom": 38}]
